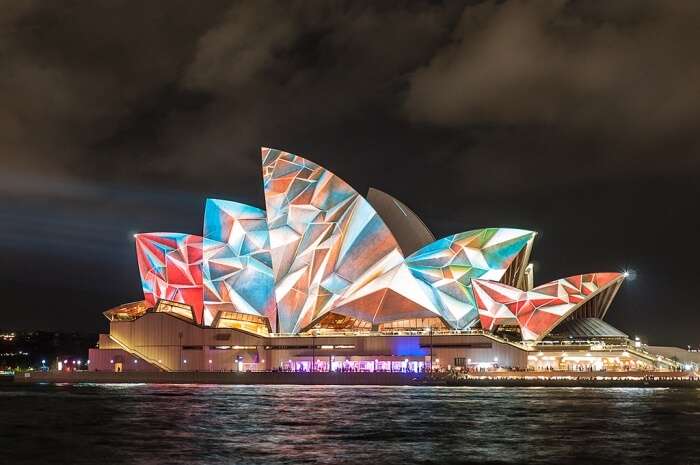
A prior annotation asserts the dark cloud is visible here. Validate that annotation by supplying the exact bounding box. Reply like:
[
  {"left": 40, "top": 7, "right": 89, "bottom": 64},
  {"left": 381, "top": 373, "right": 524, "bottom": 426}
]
[
  {"left": 0, "top": 1, "right": 698, "bottom": 344},
  {"left": 162, "top": 1, "right": 457, "bottom": 181},
  {"left": 1, "top": 1, "right": 458, "bottom": 186},
  {"left": 406, "top": 1, "right": 700, "bottom": 132},
  {"left": 0, "top": 0, "right": 230, "bottom": 173},
  {"left": 404, "top": 0, "right": 700, "bottom": 186}
]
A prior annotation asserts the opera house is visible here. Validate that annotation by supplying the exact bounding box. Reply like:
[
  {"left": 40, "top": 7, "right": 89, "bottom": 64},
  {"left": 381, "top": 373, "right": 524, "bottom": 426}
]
[{"left": 88, "top": 148, "right": 675, "bottom": 374}]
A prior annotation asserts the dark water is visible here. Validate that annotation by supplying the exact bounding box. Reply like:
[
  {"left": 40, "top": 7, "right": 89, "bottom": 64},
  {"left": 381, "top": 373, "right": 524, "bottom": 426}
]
[{"left": 1, "top": 384, "right": 699, "bottom": 465}]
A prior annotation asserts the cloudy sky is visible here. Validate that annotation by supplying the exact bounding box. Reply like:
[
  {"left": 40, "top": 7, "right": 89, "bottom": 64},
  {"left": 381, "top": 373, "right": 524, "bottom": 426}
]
[{"left": 1, "top": 0, "right": 698, "bottom": 344}]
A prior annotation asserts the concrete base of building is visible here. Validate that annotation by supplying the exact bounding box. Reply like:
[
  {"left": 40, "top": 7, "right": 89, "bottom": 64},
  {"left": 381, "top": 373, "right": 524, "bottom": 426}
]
[
  {"left": 13, "top": 370, "right": 700, "bottom": 387},
  {"left": 443, "top": 371, "right": 700, "bottom": 388},
  {"left": 15, "top": 370, "right": 427, "bottom": 385},
  {"left": 89, "top": 311, "right": 682, "bottom": 376}
]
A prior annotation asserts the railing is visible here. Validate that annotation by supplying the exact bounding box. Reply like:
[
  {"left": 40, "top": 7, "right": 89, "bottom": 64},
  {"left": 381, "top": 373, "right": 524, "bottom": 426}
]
[
  {"left": 535, "top": 341, "right": 682, "bottom": 368},
  {"left": 273, "top": 328, "right": 499, "bottom": 337},
  {"left": 623, "top": 346, "right": 680, "bottom": 368},
  {"left": 270, "top": 328, "right": 530, "bottom": 350}
]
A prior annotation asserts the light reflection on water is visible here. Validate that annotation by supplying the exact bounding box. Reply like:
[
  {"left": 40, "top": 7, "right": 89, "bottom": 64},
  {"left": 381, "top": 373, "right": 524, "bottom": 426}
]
[{"left": 1, "top": 384, "right": 699, "bottom": 465}]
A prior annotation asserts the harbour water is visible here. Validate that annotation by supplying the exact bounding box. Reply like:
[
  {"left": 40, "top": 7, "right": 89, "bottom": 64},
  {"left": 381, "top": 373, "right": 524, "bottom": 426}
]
[{"left": 1, "top": 384, "right": 699, "bottom": 464}]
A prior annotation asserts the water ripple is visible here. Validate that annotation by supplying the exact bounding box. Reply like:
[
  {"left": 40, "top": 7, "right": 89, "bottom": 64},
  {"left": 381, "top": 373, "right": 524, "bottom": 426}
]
[{"left": 0, "top": 384, "right": 698, "bottom": 465}]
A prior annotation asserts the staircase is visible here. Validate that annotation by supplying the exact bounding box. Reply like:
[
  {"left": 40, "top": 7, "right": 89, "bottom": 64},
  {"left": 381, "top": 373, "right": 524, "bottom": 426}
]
[{"left": 108, "top": 334, "right": 172, "bottom": 372}]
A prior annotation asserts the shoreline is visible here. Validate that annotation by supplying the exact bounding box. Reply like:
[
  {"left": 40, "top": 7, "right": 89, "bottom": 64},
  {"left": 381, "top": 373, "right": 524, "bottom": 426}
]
[{"left": 10, "top": 371, "right": 700, "bottom": 388}]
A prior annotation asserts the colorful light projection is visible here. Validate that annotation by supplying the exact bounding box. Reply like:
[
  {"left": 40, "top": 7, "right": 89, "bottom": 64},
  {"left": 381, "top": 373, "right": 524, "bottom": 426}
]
[
  {"left": 262, "top": 147, "right": 404, "bottom": 333},
  {"left": 134, "top": 233, "right": 204, "bottom": 324},
  {"left": 472, "top": 272, "right": 625, "bottom": 341},
  {"left": 202, "top": 199, "right": 277, "bottom": 330},
  {"left": 330, "top": 250, "right": 443, "bottom": 327},
  {"left": 130, "top": 148, "right": 561, "bottom": 336},
  {"left": 405, "top": 228, "right": 535, "bottom": 329}
]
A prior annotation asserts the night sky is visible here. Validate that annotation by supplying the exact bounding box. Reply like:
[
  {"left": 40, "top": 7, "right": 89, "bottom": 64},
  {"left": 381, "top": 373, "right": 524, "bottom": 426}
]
[{"left": 1, "top": 1, "right": 698, "bottom": 346}]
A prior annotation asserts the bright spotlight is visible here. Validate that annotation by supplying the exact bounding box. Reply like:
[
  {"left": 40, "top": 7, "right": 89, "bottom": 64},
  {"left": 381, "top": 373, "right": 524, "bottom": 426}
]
[{"left": 621, "top": 268, "right": 637, "bottom": 281}]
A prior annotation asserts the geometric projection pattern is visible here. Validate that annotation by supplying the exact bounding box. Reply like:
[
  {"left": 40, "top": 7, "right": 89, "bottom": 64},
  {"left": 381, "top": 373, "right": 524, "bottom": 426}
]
[
  {"left": 262, "top": 147, "right": 404, "bottom": 333},
  {"left": 406, "top": 228, "right": 535, "bottom": 329},
  {"left": 131, "top": 147, "right": 626, "bottom": 342},
  {"left": 329, "top": 250, "right": 442, "bottom": 326},
  {"left": 472, "top": 272, "right": 624, "bottom": 342},
  {"left": 134, "top": 233, "right": 204, "bottom": 325},
  {"left": 202, "top": 199, "right": 277, "bottom": 330}
]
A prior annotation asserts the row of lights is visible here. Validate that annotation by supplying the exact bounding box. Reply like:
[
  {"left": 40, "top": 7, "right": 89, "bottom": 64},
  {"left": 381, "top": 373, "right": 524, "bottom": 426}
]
[
  {"left": 106, "top": 358, "right": 265, "bottom": 365},
  {"left": 535, "top": 351, "right": 632, "bottom": 358}
]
